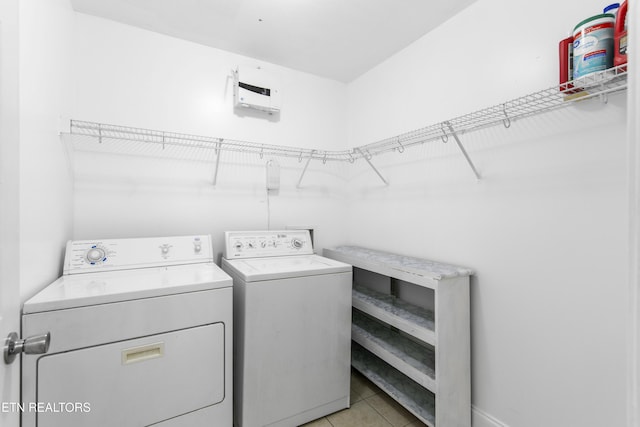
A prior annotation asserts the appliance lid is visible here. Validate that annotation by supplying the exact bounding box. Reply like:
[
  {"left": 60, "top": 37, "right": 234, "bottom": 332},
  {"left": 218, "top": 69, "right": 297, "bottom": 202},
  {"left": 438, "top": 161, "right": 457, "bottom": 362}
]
[
  {"left": 23, "top": 263, "right": 232, "bottom": 314},
  {"left": 222, "top": 254, "right": 351, "bottom": 282}
]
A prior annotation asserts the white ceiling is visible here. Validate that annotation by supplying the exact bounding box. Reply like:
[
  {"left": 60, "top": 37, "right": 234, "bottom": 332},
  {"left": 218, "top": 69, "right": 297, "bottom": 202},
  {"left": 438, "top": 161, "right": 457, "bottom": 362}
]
[{"left": 70, "top": 0, "right": 476, "bottom": 83}]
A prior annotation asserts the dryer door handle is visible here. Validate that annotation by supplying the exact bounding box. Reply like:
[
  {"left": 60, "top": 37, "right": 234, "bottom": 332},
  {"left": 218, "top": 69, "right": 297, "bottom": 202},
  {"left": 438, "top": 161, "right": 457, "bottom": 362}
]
[{"left": 4, "top": 331, "right": 50, "bottom": 364}]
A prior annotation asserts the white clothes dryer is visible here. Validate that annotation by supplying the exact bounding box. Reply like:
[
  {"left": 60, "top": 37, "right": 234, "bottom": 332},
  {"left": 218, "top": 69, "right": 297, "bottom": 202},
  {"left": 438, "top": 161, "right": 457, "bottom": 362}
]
[
  {"left": 21, "top": 235, "right": 232, "bottom": 427},
  {"left": 221, "top": 230, "right": 352, "bottom": 427}
]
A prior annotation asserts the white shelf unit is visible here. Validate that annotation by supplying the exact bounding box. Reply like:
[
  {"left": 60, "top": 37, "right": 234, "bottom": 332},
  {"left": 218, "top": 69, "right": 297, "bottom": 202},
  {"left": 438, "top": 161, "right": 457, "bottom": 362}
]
[{"left": 324, "top": 246, "right": 473, "bottom": 427}]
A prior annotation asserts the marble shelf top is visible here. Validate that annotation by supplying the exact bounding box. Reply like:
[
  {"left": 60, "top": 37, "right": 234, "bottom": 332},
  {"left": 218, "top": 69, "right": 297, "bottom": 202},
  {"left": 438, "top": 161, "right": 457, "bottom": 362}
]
[{"left": 328, "top": 246, "right": 473, "bottom": 280}]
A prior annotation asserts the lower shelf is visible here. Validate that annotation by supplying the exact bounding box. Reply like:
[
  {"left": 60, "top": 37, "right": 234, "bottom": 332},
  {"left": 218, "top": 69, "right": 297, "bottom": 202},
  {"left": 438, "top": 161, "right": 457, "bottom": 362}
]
[
  {"left": 352, "top": 310, "right": 436, "bottom": 392},
  {"left": 352, "top": 342, "right": 436, "bottom": 427}
]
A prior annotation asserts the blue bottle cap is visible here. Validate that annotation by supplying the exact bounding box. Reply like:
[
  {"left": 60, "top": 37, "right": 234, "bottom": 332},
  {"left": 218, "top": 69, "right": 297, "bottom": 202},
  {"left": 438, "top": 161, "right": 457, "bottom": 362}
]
[{"left": 603, "top": 3, "right": 620, "bottom": 13}]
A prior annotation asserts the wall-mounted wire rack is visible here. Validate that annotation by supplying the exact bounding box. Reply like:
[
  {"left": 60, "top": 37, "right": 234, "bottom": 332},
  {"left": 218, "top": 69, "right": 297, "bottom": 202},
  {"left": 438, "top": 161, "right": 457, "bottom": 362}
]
[{"left": 65, "top": 65, "right": 628, "bottom": 186}]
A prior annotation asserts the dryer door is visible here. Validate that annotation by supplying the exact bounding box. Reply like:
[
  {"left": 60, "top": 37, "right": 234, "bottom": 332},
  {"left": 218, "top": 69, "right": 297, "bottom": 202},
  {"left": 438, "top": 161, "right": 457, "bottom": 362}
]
[{"left": 34, "top": 323, "right": 225, "bottom": 427}]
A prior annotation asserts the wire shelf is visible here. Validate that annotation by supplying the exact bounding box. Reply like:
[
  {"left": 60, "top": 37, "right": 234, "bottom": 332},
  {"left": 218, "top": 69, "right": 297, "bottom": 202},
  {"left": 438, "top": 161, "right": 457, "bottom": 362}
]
[
  {"left": 357, "top": 65, "right": 628, "bottom": 158},
  {"left": 66, "top": 65, "right": 628, "bottom": 166},
  {"left": 67, "top": 120, "right": 355, "bottom": 163}
]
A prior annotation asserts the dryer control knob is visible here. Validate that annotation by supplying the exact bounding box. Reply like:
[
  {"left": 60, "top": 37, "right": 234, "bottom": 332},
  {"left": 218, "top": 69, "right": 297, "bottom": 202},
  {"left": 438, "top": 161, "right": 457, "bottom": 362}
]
[{"left": 85, "top": 247, "right": 106, "bottom": 263}]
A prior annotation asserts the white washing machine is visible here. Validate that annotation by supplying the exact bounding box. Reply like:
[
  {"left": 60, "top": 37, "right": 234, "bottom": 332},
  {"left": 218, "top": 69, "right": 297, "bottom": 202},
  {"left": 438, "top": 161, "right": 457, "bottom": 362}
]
[
  {"left": 21, "top": 235, "right": 233, "bottom": 427},
  {"left": 221, "top": 230, "right": 352, "bottom": 427}
]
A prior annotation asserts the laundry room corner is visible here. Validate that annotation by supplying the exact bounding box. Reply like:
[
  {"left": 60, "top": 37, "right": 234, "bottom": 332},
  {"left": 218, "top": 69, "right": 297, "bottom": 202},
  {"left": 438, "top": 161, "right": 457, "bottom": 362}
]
[
  {"left": 344, "top": 0, "right": 630, "bottom": 425},
  {"left": 1, "top": 0, "right": 637, "bottom": 426},
  {"left": 67, "top": 12, "right": 352, "bottom": 259}
]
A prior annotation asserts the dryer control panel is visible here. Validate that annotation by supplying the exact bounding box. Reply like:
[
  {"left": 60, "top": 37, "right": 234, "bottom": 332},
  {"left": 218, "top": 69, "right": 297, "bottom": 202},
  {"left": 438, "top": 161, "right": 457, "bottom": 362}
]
[
  {"left": 63, "top": 235, "right": 213, "bottom": 275},
  {"left": 224, "top": 230, "right": 313, "bottom": 259}
]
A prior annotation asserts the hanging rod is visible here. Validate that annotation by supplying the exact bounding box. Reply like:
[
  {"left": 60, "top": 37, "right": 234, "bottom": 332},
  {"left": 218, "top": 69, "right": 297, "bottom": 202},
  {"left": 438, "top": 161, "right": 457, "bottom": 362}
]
[{"left": 66, "top": 65, "right": 627, "bottom": 164}]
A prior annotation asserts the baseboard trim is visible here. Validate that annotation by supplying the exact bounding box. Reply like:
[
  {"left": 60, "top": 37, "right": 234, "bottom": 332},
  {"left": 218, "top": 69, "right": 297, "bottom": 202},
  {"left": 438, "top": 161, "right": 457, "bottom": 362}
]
[{"left": 472, "top": 405, "right": 509, "bottom": 427}]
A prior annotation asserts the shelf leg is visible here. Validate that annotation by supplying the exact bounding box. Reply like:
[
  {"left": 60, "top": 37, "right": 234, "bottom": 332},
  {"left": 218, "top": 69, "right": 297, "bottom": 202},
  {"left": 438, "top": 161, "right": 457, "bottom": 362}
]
[
  {"left": 212, "top": 142, "right": 222, "bottom": 186},
  {"left": 356, "top": 148, "right": 389, "bottom": 186},
  {"left": 296, "top": 150, "right": 315, "bottom": 188},
  {"left": 445, "top": 122, "right": 481, "bottom": 180}
]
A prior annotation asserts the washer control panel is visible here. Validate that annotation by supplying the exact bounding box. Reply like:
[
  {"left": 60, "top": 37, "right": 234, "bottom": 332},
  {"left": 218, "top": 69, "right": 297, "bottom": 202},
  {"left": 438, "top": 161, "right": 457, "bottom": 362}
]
[
  {"left": 63, "top": 235, "right": 213, "bottom": 275},
  {"left": 224, "top": 230, "right": 313, "bottom": 259}
]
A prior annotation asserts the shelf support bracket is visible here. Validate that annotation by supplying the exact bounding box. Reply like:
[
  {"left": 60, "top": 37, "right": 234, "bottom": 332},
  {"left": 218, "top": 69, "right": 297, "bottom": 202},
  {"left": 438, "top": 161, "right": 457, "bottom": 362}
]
[
  {"left": 356, "top": 148, "right": 389, "bottom": 186},
  {"left": 212, "top": 141, "right": 222, "bottom": 186},
  {"left": 599, "top": 85, "right": 608, "bottom": 104},
  {"left": 445, "top": 122, "right": 481, "bottom": 180},
  {"left": 296, "top": 150, "right": 316, "bottom": 188}
]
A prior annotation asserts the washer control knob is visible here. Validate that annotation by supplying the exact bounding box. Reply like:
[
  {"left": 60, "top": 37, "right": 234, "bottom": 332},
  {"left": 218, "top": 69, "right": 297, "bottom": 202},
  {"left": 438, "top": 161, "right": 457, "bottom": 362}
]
[
  {"left": 234, "top": 242, "right": 243, "bottom": 251},
  {"left": 291, "top": 238, "right": 304, "bottom": 249},
  {"left": 85, "top": 246, "right": 106, "bottom": 263}
]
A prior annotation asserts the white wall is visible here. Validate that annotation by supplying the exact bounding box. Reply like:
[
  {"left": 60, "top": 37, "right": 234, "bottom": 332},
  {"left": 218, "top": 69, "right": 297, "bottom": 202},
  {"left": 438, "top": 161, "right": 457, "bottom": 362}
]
[
  {"left": 346, "top": 0, "right": 628, "bottom": 426},
  {"left": 70, "top": 14, "right": 350, "bottom": 258},
  {"left": 18, "top": 0, "right": 75, "bottom": 299}
]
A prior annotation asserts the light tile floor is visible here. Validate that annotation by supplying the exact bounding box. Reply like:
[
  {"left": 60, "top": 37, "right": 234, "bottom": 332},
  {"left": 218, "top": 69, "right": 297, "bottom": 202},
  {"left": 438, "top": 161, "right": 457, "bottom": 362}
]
[{"left": 300, "top": 369, "right": 427, "bottom": 427}]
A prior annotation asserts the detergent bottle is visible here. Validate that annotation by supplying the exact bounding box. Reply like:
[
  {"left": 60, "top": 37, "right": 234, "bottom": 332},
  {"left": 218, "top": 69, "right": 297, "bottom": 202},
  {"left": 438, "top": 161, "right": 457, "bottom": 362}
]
[
  {"left": 573, "top": 13, "right": 615, "bottom": 80},
  {"left": 614, "top": 0, "right": 628, "bottom": 67},
  {"left": 559, "top": 34, "right": 574, "bottom": 90}
]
